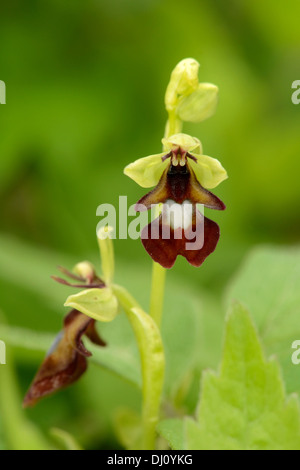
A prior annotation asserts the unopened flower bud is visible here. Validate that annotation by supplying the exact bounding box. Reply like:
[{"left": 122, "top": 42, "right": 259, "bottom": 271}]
[
  {"left": 165, "top": 58, "right": 200, "bottom": 112},
  {"left": 73, "top": 261, "right": 96, "bottom": 284}
]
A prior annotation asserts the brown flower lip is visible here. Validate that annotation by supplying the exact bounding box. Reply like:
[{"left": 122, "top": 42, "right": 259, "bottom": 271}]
[
  {"left": 51, "top": 265, "right": 105, "bottom": 289},
  {"left": 141, "top": 208, "right": 220, "bottom": 269}
]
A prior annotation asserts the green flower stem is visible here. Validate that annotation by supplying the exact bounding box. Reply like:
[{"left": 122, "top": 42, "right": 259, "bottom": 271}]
[
  {"left": 149, "top": 110, "right": 183, "bottom": 327},
  {"left": 164, "top": 110, "right": 183, "bottom": 138},
  {"left": 97, "top": 226, "right": 115, "bottom": 284},
  {"left": 112, "top": 284, "right": 165, "bottom": 450},
  {"left": 149, "top": 262, "right": 166, "bottom": 328}
]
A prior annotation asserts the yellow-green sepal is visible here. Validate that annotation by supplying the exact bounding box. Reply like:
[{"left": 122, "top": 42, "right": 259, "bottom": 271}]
[
  {"left": 189, "top": 153, "right": 228, "bottom": 189},
  {"left": 124, "top": 153, "right": 168, "bottom": 188},
  {"left": 64, "top": 287, "right": 118, "bottom": 322}
]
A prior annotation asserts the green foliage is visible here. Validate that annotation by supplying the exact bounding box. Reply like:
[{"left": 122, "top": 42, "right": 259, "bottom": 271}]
[
  {"left": 157, "top": 419, "right": 184, "bottom": 450},
  {"left": 50, "top": 428, "right": 83, "bottom": 450},
  {"left": 3, "top": 234, "right": 300, "bottom": 450},
  {"left": 113, "top": 408, "right": 142, "bottom": 450},
  {"left": 0, "top": 325, "right": 53, "bottom": 450},
  {"left": 226, "top": 246, "right": 300, "bottom": 394},
  {"left": 159, "top": 302, "right": 300, "bottom": 450},
  {"left": 4, "top": 234, "right": 300, "bottom": 450}
]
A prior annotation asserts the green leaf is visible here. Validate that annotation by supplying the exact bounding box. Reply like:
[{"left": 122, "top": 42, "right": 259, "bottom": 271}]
[
  {"left": 157, "top": 419, "right": 184, "bottom": 450},
  {"left": 0, "top": 313, "right": 53, "bottom": 450},
  {"left": 185, "top": 302, "right": 300, "bottom": 450},
  {"left": 64, "top": 287, "right": 119, "bottom": 322},
  {"left": 226, "top": 245, "right": 300, "bottom": 394},
  {"left": 0, "top": 325, "right": 54, "bottom": 353},
  {"left": 113, "top": 408, "right": 142, "bottom": 450},
  {"left": 159, "top": 302, "right": 300, "bottom": 450}
]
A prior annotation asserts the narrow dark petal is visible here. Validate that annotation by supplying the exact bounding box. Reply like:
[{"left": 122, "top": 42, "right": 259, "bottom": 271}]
[
  {"left": 51, "top": 276, "right": 105, "bottom": 289},
  {"left": 141, "top": 210, "right": 220, "bottom": 268},
  {"left": 186, "top": 152, "right": 198, "bottom": 162},
  {"left": 161, "top": 151, "right": 172, "bottom": 162},
  {"left": 53, "top": 266, "right": 106, "bottom": 288},
  {"left": 56, "top": 265, "right": 85, "bottom": 282},
  {"left": 23, "top": 310, "right": 106, "bottom": 407},
  {"left": 51, "top": 276, "right": 82, "bottom": 287}
]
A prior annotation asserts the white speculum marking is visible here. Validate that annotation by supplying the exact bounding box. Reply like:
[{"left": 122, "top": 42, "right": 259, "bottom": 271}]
[{"left": 162, "top": 200, "right": 193, "bottom": 230}]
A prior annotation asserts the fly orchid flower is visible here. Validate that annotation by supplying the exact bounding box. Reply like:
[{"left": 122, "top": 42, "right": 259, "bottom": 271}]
[
  {"left": 23, "top": 260, "right": 118, "bottom": 407},
  {"left": 124, "top": 133, "right": 227, "bottom": 268}
]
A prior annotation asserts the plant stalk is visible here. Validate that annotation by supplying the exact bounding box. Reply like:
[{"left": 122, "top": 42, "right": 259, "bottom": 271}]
[{"left": 113, "top": 284, "right": 165, "bottom": 450}]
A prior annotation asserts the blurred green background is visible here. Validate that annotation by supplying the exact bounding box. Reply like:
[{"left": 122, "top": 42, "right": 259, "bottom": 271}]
[{"left": 0, "top": 0, "right": 300, "bottom": 450}]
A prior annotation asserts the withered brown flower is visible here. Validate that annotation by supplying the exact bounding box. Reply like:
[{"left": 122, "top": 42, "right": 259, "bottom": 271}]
[
  {"left": 23, "top": 266, "right": 107, "bottom": 407},
  {"left": 23, "top": 309, "right": 105, "bottom": 407}
]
